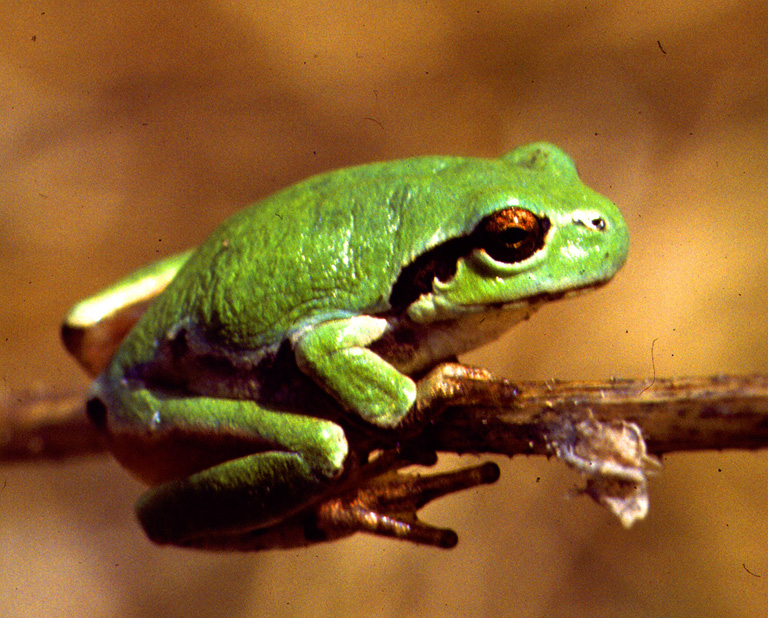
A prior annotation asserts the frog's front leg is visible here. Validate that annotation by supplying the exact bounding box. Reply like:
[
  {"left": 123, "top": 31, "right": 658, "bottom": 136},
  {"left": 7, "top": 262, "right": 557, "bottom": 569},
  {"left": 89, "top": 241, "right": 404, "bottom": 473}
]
[
  {"left": 294, "top": 317, "right": 513, "bottom": 432},
  {"left": 293, "top": 316, "right": 419, "bottom": 429},
  {"left": 90, "top": 383, "right": 349, "bottom": 548}
]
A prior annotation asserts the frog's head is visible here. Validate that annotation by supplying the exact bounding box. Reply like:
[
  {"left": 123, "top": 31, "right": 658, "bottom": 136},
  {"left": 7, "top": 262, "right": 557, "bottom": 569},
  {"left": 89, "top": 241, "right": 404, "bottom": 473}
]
[{"left": 404, "top": 143, "right": 629, "bottom": 323}]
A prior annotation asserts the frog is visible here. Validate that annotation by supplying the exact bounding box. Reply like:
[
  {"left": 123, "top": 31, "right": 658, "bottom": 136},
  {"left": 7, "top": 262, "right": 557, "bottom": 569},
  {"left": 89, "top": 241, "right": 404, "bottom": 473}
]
[{"left": 62, "top": 142, "right": 629, "bottom": 551}]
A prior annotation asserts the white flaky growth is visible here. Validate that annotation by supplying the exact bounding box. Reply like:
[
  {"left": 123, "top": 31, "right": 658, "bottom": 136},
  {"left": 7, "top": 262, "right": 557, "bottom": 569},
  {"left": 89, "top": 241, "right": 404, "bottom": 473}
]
[{"left": 550, "top": 414, "right": 660, "bottom": 527}]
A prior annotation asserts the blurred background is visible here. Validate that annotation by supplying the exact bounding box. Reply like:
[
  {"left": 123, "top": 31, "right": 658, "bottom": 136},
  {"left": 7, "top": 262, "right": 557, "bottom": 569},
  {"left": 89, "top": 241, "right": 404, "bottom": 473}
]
[{"left": 1, "top": 1, "right": 767, "bottom": 616}]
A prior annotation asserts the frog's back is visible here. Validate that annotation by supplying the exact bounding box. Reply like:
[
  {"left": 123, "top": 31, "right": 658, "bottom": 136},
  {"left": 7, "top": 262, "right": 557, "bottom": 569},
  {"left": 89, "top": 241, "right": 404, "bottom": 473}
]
[{"left": 124, "top": 153, "right": 535, "bottom": 357}]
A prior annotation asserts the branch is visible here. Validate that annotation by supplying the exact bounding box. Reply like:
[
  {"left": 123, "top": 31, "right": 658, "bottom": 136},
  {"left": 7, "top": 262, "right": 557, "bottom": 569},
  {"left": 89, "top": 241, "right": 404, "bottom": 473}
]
[
  {"left": 422, "top": 372, "right": 768, "bottom": 456},
  {"left": 0, "top": 385, "right": 105, "bottom": 461},
  {"left": 3, "top": 373, "right": 768, "bottom": 462},
  {"left": 3, "top": 371, "right": 768, "bottom": 526},
  {"left": 415, "top": 369, "right": 768, "bottom": 526}
]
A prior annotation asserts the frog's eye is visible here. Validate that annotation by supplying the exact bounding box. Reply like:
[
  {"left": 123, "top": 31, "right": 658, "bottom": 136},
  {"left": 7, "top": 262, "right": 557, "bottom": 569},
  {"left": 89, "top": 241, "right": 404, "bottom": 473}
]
[
  {"left": 475, "top": 207, "right": 549, "bottom": 264},
  {"left": 389, "top": 207, "right": 549, "bottom": 312}
]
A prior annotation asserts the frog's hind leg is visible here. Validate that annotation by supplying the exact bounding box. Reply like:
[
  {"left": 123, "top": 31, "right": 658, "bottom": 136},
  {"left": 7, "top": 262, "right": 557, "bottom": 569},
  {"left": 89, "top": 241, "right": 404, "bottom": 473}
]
[
  {"left": 89, "top": 381, "right": 350, "bottom": 549},
  {"left": 136, "top": 450, "right": 337, "bottom": 548},
  {"left": 149, "top": 457, "right": 502, "bottom": 551}
]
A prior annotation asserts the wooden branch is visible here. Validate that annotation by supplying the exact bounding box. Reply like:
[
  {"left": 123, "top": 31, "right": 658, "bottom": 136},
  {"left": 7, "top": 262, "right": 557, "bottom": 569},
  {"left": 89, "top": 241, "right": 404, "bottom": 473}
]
[
  {"left": 413, "top": 370, "right": 768, "bottom": 526},
  {"left": 0, "top": 386, "right": 105, "bottom": 461},
  {"left": 4, "top": 372, "right": 767, "bottom": 527},
  {"left": 422, "top": 373, "right": 768, "bottom": 456},
  {"left": 2, "top": 374, "right": 767, "bottom": 463}
]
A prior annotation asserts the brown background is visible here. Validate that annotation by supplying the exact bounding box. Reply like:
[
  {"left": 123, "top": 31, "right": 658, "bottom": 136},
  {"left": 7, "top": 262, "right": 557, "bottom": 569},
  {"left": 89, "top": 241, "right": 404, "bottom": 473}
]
[{"left": 1, "top": 1, "right": 767, "bottom": 616}]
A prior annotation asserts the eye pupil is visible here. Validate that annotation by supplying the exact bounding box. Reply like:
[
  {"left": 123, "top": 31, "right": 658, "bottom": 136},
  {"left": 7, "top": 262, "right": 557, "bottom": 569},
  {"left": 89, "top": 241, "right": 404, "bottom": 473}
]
[{"left": 499, "top": 227, "right": 529, "bottom": 246}]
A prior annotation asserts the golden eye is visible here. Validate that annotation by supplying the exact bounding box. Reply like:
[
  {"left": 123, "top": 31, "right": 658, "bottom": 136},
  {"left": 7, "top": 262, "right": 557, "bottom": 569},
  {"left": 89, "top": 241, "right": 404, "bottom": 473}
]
[{"left": 475, "top": 207, "right": 549, "bottom": 263}]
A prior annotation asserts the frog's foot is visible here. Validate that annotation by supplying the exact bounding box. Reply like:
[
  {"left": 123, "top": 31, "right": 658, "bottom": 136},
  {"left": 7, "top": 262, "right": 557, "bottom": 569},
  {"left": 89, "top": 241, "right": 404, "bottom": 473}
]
[
  {"left": 396, "top": 362, "right": 518, "bottom": 434},
  {"left": 416, "top": 362, "right": 503, "bottom": 408},
  {"left": 309, "top": 459, "right": 500, "bottom": 548}
]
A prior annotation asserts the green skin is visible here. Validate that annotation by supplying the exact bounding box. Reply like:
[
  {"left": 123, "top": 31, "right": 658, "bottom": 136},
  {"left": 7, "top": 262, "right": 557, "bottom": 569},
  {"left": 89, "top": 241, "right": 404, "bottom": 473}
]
[{"left": 66, "top": 143, "right": 628, "bottom": 550}]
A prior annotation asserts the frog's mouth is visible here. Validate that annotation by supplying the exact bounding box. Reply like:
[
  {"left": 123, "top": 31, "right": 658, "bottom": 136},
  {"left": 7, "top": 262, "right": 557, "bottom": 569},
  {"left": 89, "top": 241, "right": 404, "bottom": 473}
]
[
  {"left": 442, "top": 276, "right": 611, "bottom": 318},
  {"left": 511, "top": 276, "right": 614, "bottom": 307}
]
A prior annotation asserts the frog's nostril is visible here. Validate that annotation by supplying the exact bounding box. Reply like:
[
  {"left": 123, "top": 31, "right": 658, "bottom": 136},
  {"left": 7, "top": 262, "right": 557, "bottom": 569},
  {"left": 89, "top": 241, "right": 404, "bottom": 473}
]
[{"left": 573, "top": 216, "right": 607, "bottom": 232}]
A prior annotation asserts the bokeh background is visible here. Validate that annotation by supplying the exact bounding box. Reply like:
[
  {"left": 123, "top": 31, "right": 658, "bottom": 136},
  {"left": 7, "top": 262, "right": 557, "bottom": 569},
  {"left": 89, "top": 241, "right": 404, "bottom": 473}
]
[{"left": 1, "top": 2, "right": 767, "bottom": 616}]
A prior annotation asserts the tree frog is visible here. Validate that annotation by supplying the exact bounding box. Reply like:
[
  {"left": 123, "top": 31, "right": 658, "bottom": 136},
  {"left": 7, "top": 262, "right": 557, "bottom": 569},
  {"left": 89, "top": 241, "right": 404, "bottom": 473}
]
[{"left": 62, "top": 143, "right": 629, "bottom": 551}]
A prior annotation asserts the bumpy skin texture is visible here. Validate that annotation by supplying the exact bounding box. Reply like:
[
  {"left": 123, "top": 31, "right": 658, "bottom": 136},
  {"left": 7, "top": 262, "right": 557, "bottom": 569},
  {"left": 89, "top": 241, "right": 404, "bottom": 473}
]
[
  {"left": 76, "top": 143, "right": 629, "bottom": 549},
  {"left": 118, "top": 143, "right": 625, "bottom": 358}
]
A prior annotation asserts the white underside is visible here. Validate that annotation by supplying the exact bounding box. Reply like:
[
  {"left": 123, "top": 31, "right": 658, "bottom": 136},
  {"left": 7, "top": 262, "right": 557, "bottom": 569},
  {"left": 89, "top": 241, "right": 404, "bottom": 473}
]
[{"left": 387, "top": 303, "right": 541, "bottom": 374}]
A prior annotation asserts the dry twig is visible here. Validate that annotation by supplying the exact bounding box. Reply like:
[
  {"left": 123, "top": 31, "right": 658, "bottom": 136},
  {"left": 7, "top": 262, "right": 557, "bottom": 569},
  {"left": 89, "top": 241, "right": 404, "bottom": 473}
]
[
  {"left": 3, "top": 373, "right": 768, "bottom": 462},
  {"left": 3, "top": 371, "right": 768, "bottom": 526}
]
